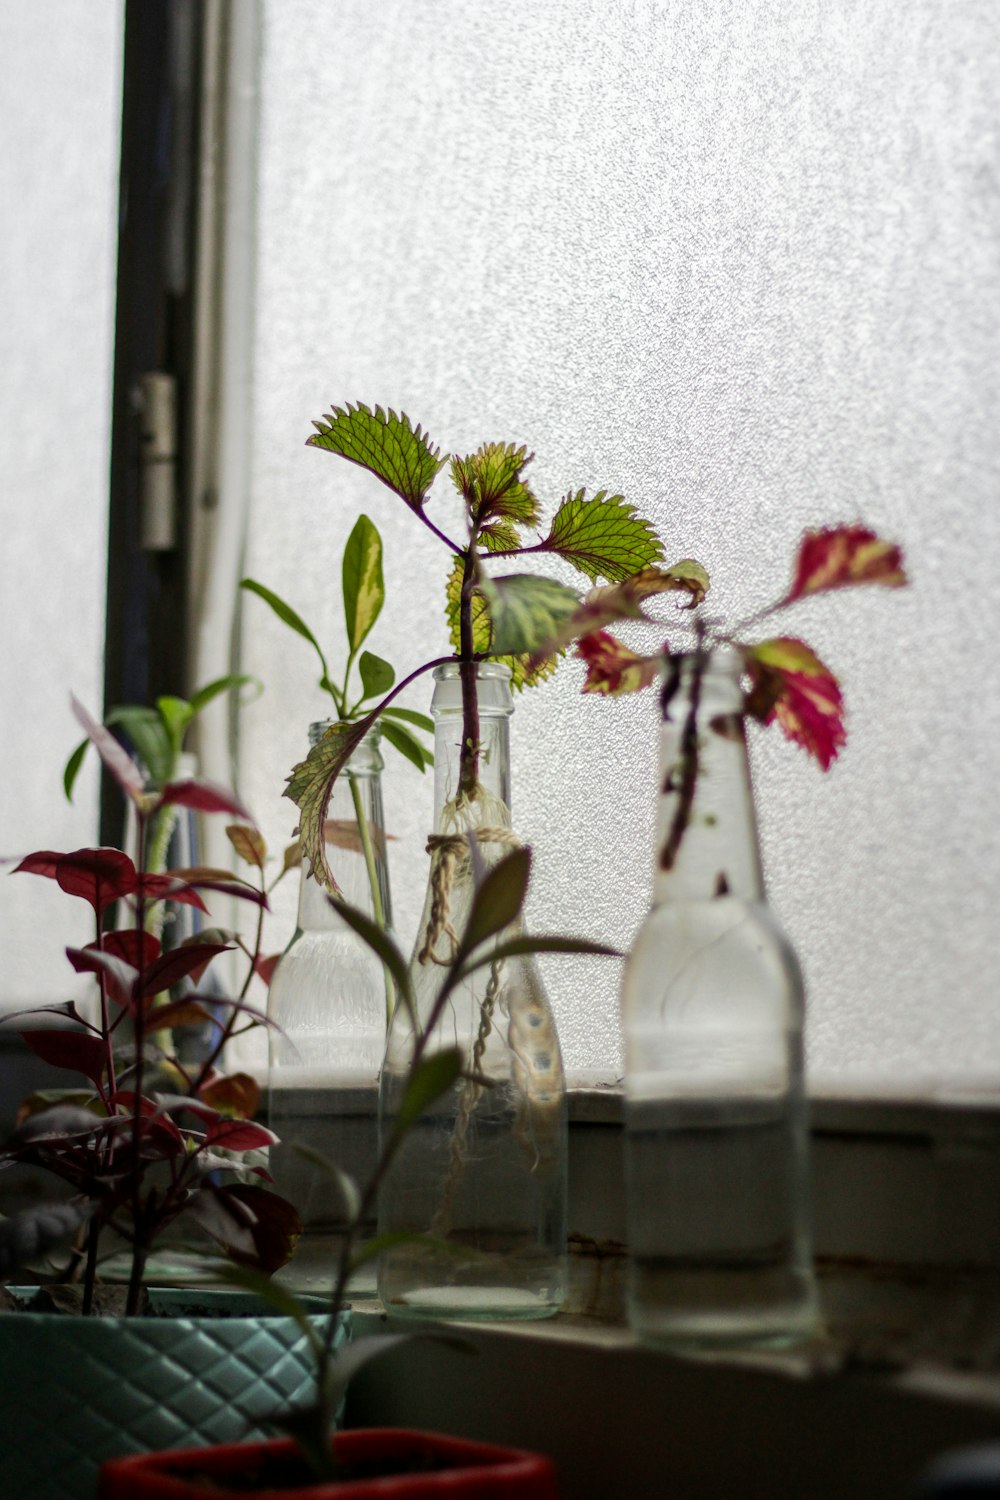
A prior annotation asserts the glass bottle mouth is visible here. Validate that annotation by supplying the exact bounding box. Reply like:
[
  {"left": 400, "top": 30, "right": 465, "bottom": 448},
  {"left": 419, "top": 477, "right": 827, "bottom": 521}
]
[
  {"left": 431, "top": 660, "right": 514, "bottom": 717},
  {"left": 307, "top": 720, "right": 384, "bottom": 750},
  {"left": 431, "top": 661, "right": 512, "bottom": 683}
]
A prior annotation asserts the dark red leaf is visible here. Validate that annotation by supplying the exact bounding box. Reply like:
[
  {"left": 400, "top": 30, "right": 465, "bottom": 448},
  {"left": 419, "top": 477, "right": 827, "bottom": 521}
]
[
  {"left": 254, "top": 953, "right": 281, "bottom": 987},
  {"left": 218, "top": 1183, "right": 301, "bottom": 1273},
  {"left": 142, "top": 998, "right": 213, "bottom": 1030},
  {"left": 70, "top": 694, "right": 146, "bottom": 802},
  {"left": 199, "top": 1072, "right": 260, "bottom": 1119},
  {"left": 168, "top": 867, "right": 269, "bottom": 909},
  {"left": 160, "top": 778, "right": 255, "bottom": 822},
  {"left": 10, "top": 851, "right": 64, "bottom": 880},
  {"left": 97, "top": 930, "right": 161, "bottom": 969},
  {"left": 136, "top": 873, "right": 210, "bottom": 912},
  {"left": 139, "top": 942, "right": 233, "bottom": 1000},
  {"left": 784, "top": 524, "right": 907, "bottom": 603},
  {"left": 66, "top": 946, "right": 137, "bottom": 1008},
  {"left": 53, "top": 849, "right": 138, "bottom": 914},
  {"left": 20, "top": 1031, "right": 107, "bottom": 1089},
  {"left": 204, "top": 1117, "right": 277, "bottom": 1152}
]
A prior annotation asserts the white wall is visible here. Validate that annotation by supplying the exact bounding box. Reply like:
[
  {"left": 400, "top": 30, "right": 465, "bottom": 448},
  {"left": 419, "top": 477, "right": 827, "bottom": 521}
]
[
  {"left": 238, "top": 0, "right": 999, "bottom": 1094},
  {"left": 0, "top": 4, "right": 123, "bottom": 1006}
]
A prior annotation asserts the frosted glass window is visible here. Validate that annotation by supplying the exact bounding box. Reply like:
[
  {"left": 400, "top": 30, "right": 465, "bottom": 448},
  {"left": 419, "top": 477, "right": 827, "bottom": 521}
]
[
  {"left": 0, "top": 4, "right": 123, "bottom": 1010},
  {"left": 238, "top": 0, "right": 999, "bottom": 1094}
]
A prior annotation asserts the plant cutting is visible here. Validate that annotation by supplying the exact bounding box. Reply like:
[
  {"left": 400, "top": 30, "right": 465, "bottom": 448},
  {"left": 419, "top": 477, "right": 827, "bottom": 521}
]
[
  {"left": 0, "top": 696, "right": 313, "bottom": 1496},
  {"left": 99, "top": 838, "right": 610, "bottom": 1496},
  {"left": 554, "top": 522, "right": 907, "bottom": 1348},
  {"left": 285, "top": 403, "right": 705, "bottom": 1320}
]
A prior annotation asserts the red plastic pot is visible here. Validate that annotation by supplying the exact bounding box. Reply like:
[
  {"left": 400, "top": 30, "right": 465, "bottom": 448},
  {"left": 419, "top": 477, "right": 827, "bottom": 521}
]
[{"left": 99, "top": 1427, "right": 559, "bottom": 1498}]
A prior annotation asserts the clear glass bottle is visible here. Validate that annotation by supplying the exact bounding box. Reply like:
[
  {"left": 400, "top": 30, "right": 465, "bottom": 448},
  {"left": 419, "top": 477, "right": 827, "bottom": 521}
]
[
  {"left": 377, "top": 663, "right": 567, "bottom": 1322},
  {"left": 621, "top": 647, "right": 818, "bottom": 1348},
  {"left": 267, "top": 724, "right": 392, "bottom": 1231}
]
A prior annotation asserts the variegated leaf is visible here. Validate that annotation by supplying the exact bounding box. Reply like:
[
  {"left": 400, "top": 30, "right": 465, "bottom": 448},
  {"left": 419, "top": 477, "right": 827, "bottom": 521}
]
[
  {"left": 284, "top": 719, "right": 371, "bottom": 890},
  {"left": 745, "top": 636, "right": 846, "bottom": 770},
  {"left": 538, "top": 489, "right": 662, "bottom": 582},
  {"left": 784, "top": 524, "right": 907, "bottom": 603},
  {"left": 576, "top": 631, "right": 661, "bottom": 695},
  {"left": 478, "top": 572, "right": 581, "bottom": 656},
  {"left": 444, "top": 558, "right": 559, "bottom": 690},
  {"left": 342, "top": 513, "right": 385, "bottom": 652},
  {"left": 307, "top": 403, "right": 445, "bottom": 512},
  {"left": 450, "top": 442, "right": 540, "bottom": 529}
]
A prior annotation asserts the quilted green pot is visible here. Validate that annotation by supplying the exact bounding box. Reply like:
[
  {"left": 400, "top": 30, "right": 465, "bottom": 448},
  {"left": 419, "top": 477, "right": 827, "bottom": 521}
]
[{"left": 0, "top": 1287, "right": 347, "bottom": 1500}]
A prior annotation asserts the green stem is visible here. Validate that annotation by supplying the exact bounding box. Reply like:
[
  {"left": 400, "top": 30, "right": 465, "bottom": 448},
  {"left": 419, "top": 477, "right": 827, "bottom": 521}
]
[{"left": 347, "top": 771, "right": 394, "bottom": 1025}]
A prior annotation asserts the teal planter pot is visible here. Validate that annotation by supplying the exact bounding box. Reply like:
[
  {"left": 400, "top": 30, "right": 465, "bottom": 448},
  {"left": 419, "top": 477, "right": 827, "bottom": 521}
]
[{"left": 0, "top": 1287, "right": 346, "bottom": 1500}]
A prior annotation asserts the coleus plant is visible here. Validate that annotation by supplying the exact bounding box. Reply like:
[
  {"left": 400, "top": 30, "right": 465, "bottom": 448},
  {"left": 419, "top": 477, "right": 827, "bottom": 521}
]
[
  {"left": 0, "top": 698, "right": 300, "bottom": 1315},
  {"left": 560, "top": 522, "right": 908, "bottom": 861},
  {"left": 286, "top": 402, "right": 709, "bottom": 888}
]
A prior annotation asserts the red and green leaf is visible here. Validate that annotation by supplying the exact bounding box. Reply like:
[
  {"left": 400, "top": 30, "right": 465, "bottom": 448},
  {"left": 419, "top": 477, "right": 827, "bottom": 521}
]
[
  {"left": 576, "top": 631, "right": 661, "bottom": 695},
  {"left": 200, "top": 1072, "right": 261, "bottom": 1119},
  {"left": 226, "top": 824, "right": 266, "bottom": 870},
  {"left": 284, "top": 718, "right": 372, "bottom": 891},
  {"left": 529, "top": 560, "right": 709, "bottom": 667},
  {"left": 450, "top": 442, "right": 540, "bottom": 531},
  {"left": 307, "top": 403, "right": 445, "bottom": 513},
  {"left": 536, "top": 490, "right": 663, "bottom": 583},
  {"left": 444, "top": 558, "right": 558, "bottom": 690},
  {"left": 744, "top": 637, "right": 846, "bottom": 770},
  {"left": 784, "top": 524, "right": 907, "bottom": 604}
]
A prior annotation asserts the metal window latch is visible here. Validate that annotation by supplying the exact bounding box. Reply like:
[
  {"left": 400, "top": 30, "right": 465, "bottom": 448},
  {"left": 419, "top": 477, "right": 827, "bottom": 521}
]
[{"left": 136, "top": 372, "right": 178, "bottom": 551}]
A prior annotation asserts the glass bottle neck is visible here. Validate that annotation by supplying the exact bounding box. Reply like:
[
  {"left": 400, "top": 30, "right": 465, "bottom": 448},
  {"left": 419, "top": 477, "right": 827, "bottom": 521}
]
[
  {"left": 430, "top": 663, "right": 513, "bottom": 831},
  {"left": 296, "top": 724, "right": 390, "bottom": 929},
  {"left": 652, "top": 651, "right": 764, "bottom": 905}
]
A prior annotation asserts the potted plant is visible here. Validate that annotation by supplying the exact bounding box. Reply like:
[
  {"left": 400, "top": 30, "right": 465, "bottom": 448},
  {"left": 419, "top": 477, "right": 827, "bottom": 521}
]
[
  {"left": 283, "top": 403, "right": 706, "bottom": 1318},
  {"left": 0, "top": 695, "right": 325, "bottom": 1496},
  {"left": 100, "top": 839, "right": 613, "bottom": 1496},
  {"left": 551, "top": 522, "right": 908, "bottom": 1347}
]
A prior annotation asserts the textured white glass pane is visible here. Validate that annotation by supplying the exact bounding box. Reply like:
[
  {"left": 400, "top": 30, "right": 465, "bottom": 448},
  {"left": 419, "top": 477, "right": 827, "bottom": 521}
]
[
  {"left": 0, "top": 4, "right": 123, "bottom": 1008},
  {"left": 240, "top": 0, "right": 999, "bottom": 1093}
]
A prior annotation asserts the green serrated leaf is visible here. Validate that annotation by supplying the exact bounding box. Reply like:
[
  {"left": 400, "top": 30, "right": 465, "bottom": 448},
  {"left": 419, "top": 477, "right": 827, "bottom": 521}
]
[
  {"left": 539, "top": 489, "right": 663, "bottom": 583},
  {"left": 358, "top": 650, "right": 395, "bottom": 700},
  {"left": 285, "top": 720, "right": 370, "bottom": 891},
  {"left": 450, "top": 443, "right": 540, "bottom": 530},
  {"left": 479, "top": 572, "right": 581, "bottom": 657},
  {"left": 444, "top": 559, "right": 559, "bottom": 691},
  {"left": 307, "top": 403, "right": 446, "bottom": 512},
  {"left": 478, "top": 519, "right": 523, "bottom": 553},
  {"left": 380, "top": 719, "right": 428, "bottom": 773},
  {"left": 342, "top": 514, "right": 385, "bottom": 653},
  {"left": 380, "top": 706, "right": 434, "bottom": 734}
]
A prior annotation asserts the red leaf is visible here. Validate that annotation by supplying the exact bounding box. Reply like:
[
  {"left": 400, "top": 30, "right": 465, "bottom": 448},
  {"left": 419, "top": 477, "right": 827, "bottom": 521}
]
[
  {"left": 784, "top": 524, "right": 907, "bottom": 604},
  {"left": 167, "top": 867, "right": 269, "bottom": 909},
  {"left": 10, "top": 851, "right": 64, "bottom": 880},
  {"left": 70, "top": 694, "right": 146, "bottom": 801},
  {"left": 746, "top": 638, "right": 846, "bottom": 770},
  {"left": 139, "top": 941, "right": 232, "bottom": 1000},
  {"left": 216, "top": 1183, "right": 301, "bottom": 1273},
  {"left": 575, "top": 631, "right": 661, "bottom": 696},
  {"left": 136, "top": 873, "right": 209, "bottom": 913},
  {"left": 254, "top": 953, "right": 281, "bottom": 987},
  {"left": 20, "top": 1030, "right": 107, "bottom": 1088},
  {"left": 54, "top": 849, "right": 138, "bottom": 913},
  {"left": 97, "top": 930, "right": 161, "bottom": 969},
  {"left": 66, "top": 946, "right": 138, "bottom": 1008},
  {"left": 144, "top": 998, "right": 214, "bottom": 1030},
  {"left": 204, "top": 1117, "right": 277, "bottom": 1152},
  {"left": 160, "top": 778, "right": 255, "bottom": 822}
]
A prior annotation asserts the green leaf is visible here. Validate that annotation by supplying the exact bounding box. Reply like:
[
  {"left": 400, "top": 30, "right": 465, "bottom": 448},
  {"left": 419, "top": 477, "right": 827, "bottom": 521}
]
[
  {"left": 478, "top": 519, "right": 523, "bottom": 553},
  {"left": 380, "top": 706, "right": 434, "bottom": 734},
  {"left": 444, "top": 559, "right": 559, "bottom": 692},
  {"left": 241, "top": 578, "right": 325, "bottom": 654},
  {"left": 187, "top": 672, "right": 261, "bottom": 717},
  {"left": 307, "top": 403, "right": 446, "bottom": 513},
  {"left": 539, "top": 490, "right": 663, "bottom": 582},
  {"left": 479, "top": 572, "right": 581, "bottom": 657},
  {"left": 156, "top": 695, "right": 193, "bottom": 758},
  {"left": 62, "top": 739, "right": 89, "bottom": 802},
  {"left": 381, "top": 719, "right": 429, "bottom": 773},
  {"left": 327, "top": 894, "right": 414, "bottom": 1023},
  {"left": 289, "top": 1143, "right": 361, "bottom": 1224},
  {"left": 285, "top": 720, "right": 371, "bottom": 891},
  {"left": 397, "top": 1048, "right": 464, "bottom": 1133},
  {"left": 450, "top": 443, "right": 540, "bottom": 530},
  {"left": 342, "top": 514, "right": 385, "bottom": 653},
  {"left": 458, "top": 933, "right": 622, "bottom": 984},
  {"left": 358, "top": 650, "right": 395, "bottom": 700},
  {"left": 105, "top": 705, "right": 173, "bottom": 788},
  {"left": 457, "top": 846, "right": 532, "bottom": 962}
]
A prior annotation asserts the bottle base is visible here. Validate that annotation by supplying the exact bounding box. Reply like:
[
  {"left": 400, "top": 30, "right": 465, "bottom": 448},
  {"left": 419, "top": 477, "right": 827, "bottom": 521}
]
[
  {"left": 380, "top": 1285, "right": 563, "bottom": 1323},
  {"left": 629, "top": 1260, "right": 819, "bottom": 1352}
]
